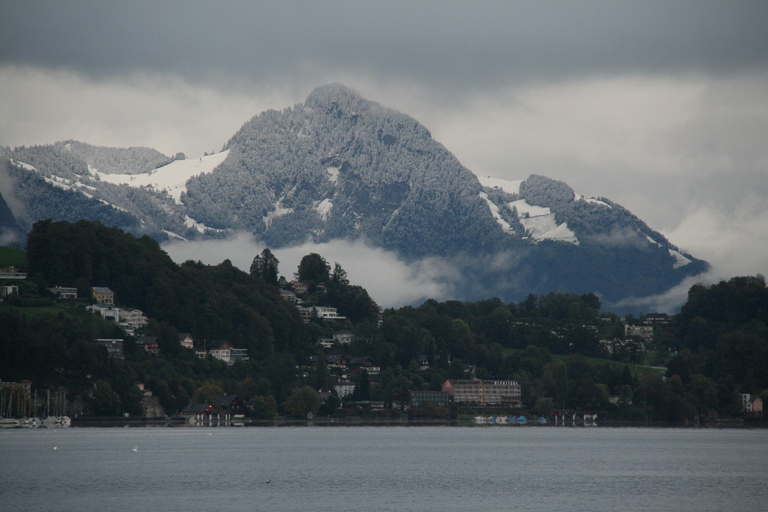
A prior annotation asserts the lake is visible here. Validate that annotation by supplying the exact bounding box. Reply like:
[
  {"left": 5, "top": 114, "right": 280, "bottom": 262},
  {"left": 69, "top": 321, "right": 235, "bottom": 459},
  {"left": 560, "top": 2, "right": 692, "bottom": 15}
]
[{"left": 1, "top": 426, "right": 766, "bottom": 511}]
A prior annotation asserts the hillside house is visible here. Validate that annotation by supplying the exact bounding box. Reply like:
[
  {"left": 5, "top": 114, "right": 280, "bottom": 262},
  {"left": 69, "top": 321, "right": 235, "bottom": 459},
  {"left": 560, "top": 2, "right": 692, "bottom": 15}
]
[
  {"left": 349, "top": 357, "right": 380, "bottom": 376},
  {"left": 326, "top": 354, "right": 348, "bottom": 369},
  {"left": 279, "top": 289, "right": 301, "bottom": 304},
  {"left": 86, "top": 304, "right": 147, "bottom": 334},
  {"left": 290, "top": 280, "right": 309, "bottom": 293},
  {"left": 2, "top": 284, "right": 19, "bottom": 299},
  {"left": 312, "top": 306, "right": 346, "bottom": 321},
  {"left": 333, "top": 330, "right": 354, "bottom": 345},
  {"left": 334, "top": 379, "right": 356, "bottom": 398},
  {"left": 740, "top": 393, "right": 764, "bottom": 415},
  {"left": 643, "top": 313, "right": 670, "bottom": 325},
  {"left": 120, "top": 308, "right": 148, "bottom": 331},
  {"left": 136, "top": 336, "right": 159, "bottom": 353},
  {"left": 47, "top": 286, "right": 78, "bottom": 299},
  {"left": 178, "top": 333, "right": 194, "bottom": 350},
  {"left": 96, "top": 339, "right": 124, "bottom": 360},
  {"left": 208, "top": 340, "right": 233, "bottom": 363},
  {"left": 0, "top": 266, "right": 27, "bottom": 280},
  {"left": 318, "top": 338, "right": 334, "bottom": 349},
  {"left": 87, "top": 303, "right": 120, "bottom": 321},
  {"left": 207, "top": 340, "right": 249, "bottom": 365},
  {"left": 91, "top": 286, "right": 115, "bottom": 304},
  {"left": 625, "top": 324, "right": 654, "bottom": 341},
  {"left": 297, "top": 306, "right": 311, "bottom": 323}
]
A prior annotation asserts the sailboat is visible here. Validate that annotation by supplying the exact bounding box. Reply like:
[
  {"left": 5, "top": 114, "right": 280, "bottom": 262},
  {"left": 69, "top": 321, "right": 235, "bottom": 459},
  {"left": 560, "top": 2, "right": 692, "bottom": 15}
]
[
  {"left": 42, "top": 390, "right": 60, "bottom": 428},
  {"left": 0, "top": 391, "right": 19, "bottom": 428}
]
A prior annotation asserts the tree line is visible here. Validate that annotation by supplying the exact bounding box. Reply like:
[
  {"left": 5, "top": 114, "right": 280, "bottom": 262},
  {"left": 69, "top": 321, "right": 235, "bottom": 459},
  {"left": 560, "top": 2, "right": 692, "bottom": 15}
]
[{"left": 1, "top": 219, "right": 766, "bottom": 422}]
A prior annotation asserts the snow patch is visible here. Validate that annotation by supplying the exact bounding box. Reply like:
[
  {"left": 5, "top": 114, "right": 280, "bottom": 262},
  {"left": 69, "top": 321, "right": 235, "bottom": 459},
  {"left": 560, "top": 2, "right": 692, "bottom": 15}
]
[
  {"left": 184, "top": 216, "right": 225, "bottom": 234},
  {"left": 10, "top": 159, "right": 37, "bottom": 172},
  {"left": 326, "top": 166, "right": 340, "bottom": 184},
  {"left": 478, "top": 192, "right": 513, "bottom": 233},
  {"left": 646, "top": 235, "right": 692, "bottom": 269},
  {"left": 263, "top": 204, "right": 293, "bottom": 228},
  {"left": 163, "top": 230, "right": 187, "bottom": 241},
  {"left": 581, "top": 196, "right": 611, "bottom": 208},
  {"left": 510, "top": 199, "right": 578, "bottom": 244},
  {"left": 476, "top": 175, "right": 522, "bottom": 195},
  {"left": 316, "top": 198, "right": 333, "bottom": 220},
  {"left": 99, "top": 150, "right": 230, "bottom": 204},
  {"left": 98, "top": 199, "right": 129, "bottom": 213},
  {"left": 669, "top": 249, "right": 692, "bottom": 269}
]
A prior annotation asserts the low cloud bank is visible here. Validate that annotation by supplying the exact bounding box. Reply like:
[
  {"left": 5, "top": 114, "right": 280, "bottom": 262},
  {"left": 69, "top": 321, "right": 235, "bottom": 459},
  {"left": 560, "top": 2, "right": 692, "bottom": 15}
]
[
  {"left": 162, "top": 233, "right": 455, "bottom": 308},
  {"left": 608, "top": 274, "right": 707, "bottom": 315}
]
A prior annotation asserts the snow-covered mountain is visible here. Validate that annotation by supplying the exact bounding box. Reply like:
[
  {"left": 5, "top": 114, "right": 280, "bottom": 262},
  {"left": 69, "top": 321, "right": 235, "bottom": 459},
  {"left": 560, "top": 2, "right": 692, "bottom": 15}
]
[{"left": 0, "top": 84, "right": 708, "bottom": 305}]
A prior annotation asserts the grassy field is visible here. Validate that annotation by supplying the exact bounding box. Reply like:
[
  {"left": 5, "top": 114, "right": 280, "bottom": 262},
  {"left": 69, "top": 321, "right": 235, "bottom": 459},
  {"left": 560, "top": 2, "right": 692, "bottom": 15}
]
[
  {"left": 0, "top": 299, "right": 88, "bottom": 320},
  {"left": 501, "top": 347, "right": 666, "bottom": 376},
  {"left": 0, "top": 246, "right": 27, "bottom": 267}
]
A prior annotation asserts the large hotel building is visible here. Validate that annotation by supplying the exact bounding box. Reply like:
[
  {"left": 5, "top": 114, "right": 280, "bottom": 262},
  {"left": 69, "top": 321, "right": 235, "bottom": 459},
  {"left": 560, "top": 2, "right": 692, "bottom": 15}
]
[{"left": 442, "top": 379, "right": 522, "bottom": 407}]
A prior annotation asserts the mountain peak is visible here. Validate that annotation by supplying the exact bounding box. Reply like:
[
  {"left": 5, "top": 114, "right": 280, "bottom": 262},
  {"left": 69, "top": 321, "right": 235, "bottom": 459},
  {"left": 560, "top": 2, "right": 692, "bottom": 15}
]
[
  {"left": 2, "top": 86, "right": 708, "bottom": 307},
  {"left": 305, "top": 83, "right": 369, "bottom": 112}
]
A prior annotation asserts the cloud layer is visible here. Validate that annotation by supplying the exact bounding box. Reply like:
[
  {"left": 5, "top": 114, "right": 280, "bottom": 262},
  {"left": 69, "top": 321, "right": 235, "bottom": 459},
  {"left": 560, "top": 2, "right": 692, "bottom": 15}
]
[{"left": 163, "top": 234, "right": 454, "bottom": 309}]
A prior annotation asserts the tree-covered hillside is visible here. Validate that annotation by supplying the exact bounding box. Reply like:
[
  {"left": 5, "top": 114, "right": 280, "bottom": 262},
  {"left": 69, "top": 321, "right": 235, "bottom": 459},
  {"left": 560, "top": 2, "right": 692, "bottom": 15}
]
[{"left": 1, "top": 220, "right": 764, "bottom": 422}]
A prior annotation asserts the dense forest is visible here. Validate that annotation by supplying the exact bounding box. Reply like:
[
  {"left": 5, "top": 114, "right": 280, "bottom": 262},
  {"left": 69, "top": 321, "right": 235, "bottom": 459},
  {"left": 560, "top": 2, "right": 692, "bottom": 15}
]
[{"left": 1, "top": 220, "right": 766, "bottom": 423}]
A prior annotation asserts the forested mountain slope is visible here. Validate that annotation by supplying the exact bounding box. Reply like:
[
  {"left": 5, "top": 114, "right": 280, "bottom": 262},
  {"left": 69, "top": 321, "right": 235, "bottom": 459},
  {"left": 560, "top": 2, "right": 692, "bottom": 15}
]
[{"left": 0, "top": 84, "right": 708, "bottom": 306}]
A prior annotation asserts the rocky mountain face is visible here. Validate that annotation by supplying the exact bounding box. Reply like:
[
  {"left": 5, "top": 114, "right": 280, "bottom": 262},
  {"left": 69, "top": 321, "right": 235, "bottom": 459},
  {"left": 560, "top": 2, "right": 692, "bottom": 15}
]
[{"left": 0, "top": 84, "right": 708, "bottom": 306}]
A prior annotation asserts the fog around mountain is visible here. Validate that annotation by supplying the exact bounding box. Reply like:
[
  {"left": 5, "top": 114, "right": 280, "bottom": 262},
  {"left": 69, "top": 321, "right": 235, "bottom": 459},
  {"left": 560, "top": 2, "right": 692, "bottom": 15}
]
[{"left": 0, "top": 85, "right": 708, "bottom": 311}]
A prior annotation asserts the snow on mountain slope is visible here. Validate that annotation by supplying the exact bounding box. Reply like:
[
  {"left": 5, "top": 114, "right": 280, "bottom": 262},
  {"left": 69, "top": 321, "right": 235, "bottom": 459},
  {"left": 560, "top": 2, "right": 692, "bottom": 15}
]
[
  {"left": 476, "top": 174, "right": 578, "bottom": 244},
  {"left": 99, "top": 150, "right": 229, "bottom": 204},
  {"left": 476, "top": 175, "right": 522, "bottom": 195},
  {"left": 478, "top": 191, "right": 513, "bottom": 233},
  {"left": 645, "top": 234, "right": 693, "bottom": 269},
  {"left": 511, "top": 198, "right": 578, "bottom": 244}
]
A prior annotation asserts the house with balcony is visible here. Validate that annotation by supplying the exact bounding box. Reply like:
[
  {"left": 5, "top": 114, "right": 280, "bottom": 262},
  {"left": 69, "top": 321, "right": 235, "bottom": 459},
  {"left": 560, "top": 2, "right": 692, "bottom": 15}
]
[{"left": 312, "top": 306, "right": 346, "bottom": 321}]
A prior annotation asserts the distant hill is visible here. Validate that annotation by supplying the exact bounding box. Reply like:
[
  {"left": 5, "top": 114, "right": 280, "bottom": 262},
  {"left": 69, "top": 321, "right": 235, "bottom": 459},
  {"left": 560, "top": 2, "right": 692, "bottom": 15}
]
[{"left": 0, "top": 84, "right": 708, "bottom": 308}]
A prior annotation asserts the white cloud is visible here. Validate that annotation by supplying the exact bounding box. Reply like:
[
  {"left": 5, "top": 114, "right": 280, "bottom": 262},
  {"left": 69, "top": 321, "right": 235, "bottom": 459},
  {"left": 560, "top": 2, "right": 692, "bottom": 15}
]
[
  {"left": 610, "top": 274, "right": 706, "bottom": 315},
  {"left": 162, "top": 233, "right": 454, "bottom": 308},
  {"left": 3, "top": 65, "right": 767, "bottom": 311},
  {"left": 0, "top": 65, "right": 302, "bottom": 158},
  {"left": 665, "top": 200, "right": 768, "bottom": 280}
]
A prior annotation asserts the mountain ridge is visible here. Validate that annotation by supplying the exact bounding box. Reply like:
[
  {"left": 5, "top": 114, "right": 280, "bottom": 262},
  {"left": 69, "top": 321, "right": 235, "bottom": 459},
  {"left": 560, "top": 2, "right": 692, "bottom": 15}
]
[{"left": 0, "top": 84, "right": 708, "bottom": 307}]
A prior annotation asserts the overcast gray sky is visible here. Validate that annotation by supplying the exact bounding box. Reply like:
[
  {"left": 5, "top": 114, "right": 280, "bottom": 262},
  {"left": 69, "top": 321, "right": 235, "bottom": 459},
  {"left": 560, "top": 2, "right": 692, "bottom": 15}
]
[{"left": 2, "top": 1, "right": 767, "bottom": 309}]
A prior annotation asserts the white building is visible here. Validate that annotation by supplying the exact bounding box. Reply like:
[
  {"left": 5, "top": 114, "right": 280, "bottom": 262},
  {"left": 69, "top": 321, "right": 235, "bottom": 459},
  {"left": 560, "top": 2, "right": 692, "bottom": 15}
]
[
  {"left": 312, "top": 306, "right": 346, "bottom": 321},
  {"left": 333, "top": 330, "right": 354, "bottom": 345}
]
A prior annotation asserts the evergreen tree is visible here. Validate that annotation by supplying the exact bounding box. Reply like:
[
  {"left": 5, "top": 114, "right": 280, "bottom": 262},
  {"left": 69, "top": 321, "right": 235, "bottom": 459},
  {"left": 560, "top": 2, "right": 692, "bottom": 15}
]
[{"left": 250, "top": 248, "right": 280, "bottom": 285}]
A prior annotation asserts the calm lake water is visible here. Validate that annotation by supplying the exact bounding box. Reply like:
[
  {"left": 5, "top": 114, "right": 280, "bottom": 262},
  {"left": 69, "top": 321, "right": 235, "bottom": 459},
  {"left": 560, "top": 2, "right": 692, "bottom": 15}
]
[{"left": 1, "top": 426, "right": 766, "bottom": 511}]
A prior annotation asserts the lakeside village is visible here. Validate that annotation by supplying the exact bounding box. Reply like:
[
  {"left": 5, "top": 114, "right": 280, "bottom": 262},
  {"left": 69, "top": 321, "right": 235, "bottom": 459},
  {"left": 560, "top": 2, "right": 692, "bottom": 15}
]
[{"left": 2, "top": 263, "right": 765, "bottom": 428}]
